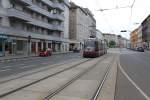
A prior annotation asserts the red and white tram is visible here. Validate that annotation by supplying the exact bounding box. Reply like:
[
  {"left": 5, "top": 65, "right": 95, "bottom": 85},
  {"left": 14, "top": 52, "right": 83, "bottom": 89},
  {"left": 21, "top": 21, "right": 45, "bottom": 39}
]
[{"left": 83, "top": 38, "right": 107, "bottom": 58}]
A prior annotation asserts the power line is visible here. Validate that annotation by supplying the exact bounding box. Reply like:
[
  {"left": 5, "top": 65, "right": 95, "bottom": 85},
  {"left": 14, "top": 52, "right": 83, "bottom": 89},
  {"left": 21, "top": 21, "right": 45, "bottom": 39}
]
[{"left": 95, "top": 0, "right": 115, "bottom": 33}]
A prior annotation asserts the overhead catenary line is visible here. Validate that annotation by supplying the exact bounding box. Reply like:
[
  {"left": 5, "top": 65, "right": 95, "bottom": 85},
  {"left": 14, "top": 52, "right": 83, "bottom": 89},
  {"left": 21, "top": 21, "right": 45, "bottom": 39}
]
[{"left": 95, "top": 0, "right": 115, "bottom": 33}]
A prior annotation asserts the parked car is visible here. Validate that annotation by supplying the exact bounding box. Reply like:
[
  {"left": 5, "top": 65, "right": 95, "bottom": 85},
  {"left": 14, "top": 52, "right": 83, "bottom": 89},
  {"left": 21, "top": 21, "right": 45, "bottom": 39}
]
[
  {"left": 39, "top": 48, "right": 52, "bottom": 57},
  {"left": 137, "top": 47, "right": 144, "bottom": 52}
]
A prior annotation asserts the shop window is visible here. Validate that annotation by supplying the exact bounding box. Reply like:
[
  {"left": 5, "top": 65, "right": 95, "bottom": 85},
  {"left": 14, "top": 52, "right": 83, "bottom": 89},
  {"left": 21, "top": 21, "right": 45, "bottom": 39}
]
[
  {"left": 0, "top": 18, "right": 2, "bottom": 26},
  {"left": 0, "top": 40, "right": 2, "bottom": 52},
  {"left": 16, "top": 40, "right": 24, "bottom": 51}
]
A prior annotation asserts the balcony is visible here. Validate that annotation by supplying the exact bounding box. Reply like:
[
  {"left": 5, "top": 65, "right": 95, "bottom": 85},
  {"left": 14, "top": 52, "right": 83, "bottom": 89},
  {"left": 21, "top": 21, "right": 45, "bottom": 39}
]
[
  {"left": 27, "top": 19, "right": 53, "bottom": 30},
  {"left": 53, "top": 14, "right": 64, "bottom": 21},
  {"left": 0, "top": 26, "right": 63, "bottom": 41},
  {"left": 13, "top": 0, "right": 31, "bottom": 6},
  {"left": 53, "top": 25, "right": 64, "bottom": 31},
  {"left": 27, "top": 4, "right": 64, "bottom": 21},
  {"left": 27, "top": 4, "right": 55, "bottom": 20},
  {"left": 7, "top": 8, "right": 31, "bottom": 22},
  {"left": 41, "top": 0, "right": 53, "bottom": 8},
  {"left": 53, "top": 3, "right": 64, "bottom": 11}
]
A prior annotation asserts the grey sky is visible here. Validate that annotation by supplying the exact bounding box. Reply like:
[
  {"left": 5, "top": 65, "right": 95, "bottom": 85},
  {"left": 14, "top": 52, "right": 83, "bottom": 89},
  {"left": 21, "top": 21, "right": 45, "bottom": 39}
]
[{"left": 70, "top": 0, "right": 150, "bottom": 39}]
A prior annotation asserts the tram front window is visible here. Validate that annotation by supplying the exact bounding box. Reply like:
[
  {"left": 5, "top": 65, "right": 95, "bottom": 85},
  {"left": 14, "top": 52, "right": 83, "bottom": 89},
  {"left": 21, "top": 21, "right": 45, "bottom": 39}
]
[{"left": 84, "top": 41, "right": 95, "bottom": 51}]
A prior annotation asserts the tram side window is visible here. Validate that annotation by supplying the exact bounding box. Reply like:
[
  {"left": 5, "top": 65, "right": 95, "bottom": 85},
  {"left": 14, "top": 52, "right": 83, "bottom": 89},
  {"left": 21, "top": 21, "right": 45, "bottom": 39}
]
[{"left": 95, "top": 41, "right": 99, "bottom": 51}]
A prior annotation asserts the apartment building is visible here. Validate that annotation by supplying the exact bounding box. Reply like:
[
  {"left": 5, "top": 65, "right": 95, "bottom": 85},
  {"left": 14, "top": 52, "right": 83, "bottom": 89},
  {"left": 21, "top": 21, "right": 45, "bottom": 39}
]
[
  {"left": 130, "top": 28, "right": 138, "bottom": 48},
  {"left": 62, "top": 0, "right": 70, "bottom": 52},
  {"left": 118, "top": 35, "right": 128, "bottom": 48},
  {"left": 0, "top": 0, "right": 69, "bottom": 56},
  {"left": 103, "top": 33, "right": 118, "bottom": 46},
  {"left": 69, "top": 2, "right": 96, "bottom": 50},
  {"left": 137, "top": 26, "right": 143, "bottom": 47},
  {"left": 142, "top": 14, "right": 150, "bottom": 49},
  {"left": 96, "top": 29, "right": 103, "bottom": 40}
]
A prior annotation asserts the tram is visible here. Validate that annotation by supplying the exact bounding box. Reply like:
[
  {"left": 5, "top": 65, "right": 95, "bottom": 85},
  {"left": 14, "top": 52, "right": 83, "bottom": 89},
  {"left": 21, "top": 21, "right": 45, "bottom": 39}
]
[{"left": 83, "top": 38, "right": 107, "bottom": 58}]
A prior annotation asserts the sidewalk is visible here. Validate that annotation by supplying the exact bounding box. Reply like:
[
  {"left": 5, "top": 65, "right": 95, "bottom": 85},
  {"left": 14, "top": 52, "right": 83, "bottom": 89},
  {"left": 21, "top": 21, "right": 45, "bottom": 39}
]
[{"left": 0, "top": 51, "right": 73, "bottom": 62}]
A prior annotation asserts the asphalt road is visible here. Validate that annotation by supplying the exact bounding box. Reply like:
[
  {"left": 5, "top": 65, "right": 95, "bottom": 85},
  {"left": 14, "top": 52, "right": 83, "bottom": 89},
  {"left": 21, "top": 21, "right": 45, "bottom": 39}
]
[
  {"left": 115, "top": 49, "right": 150, "bottom": 100},
  {"left": 0, "top": 53, "right": 82, "bottom": 78}
]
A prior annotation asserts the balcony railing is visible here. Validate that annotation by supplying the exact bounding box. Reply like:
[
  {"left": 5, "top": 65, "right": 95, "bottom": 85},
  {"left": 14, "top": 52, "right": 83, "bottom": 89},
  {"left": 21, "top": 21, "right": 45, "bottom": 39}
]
[
  {"left": 27, "top": 4, "right": 55, "bottom": 20},
  {"left": 53, "top": 14, "right": 65, "bottom": 21},
  {"left": 7, "top": 8, "right": 64, "bottom": 31},
  {"left": 7, "top": 8, "right": 31, "bottom": 21},
  {"left": 41, "top": 0, "right": 53, "bottom": 8},
  {"left": 53, "top": 25, "right": 64, "bottom": 31},
  {"left": 19, "top": 0, "right": 31, "bottom": 6},
  {"left": 0, "top": 26, "right": 63, "bottom": 41},
  {"left": 53, "top": 3, "right": 64, "bottom": 11}
]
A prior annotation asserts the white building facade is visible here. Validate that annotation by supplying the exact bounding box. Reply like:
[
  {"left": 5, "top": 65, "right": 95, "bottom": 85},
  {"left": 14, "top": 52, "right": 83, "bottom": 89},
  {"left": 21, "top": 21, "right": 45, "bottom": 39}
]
[
  {"left": 0, "top": 0, "right": 68, "bottom": 57},
  {"left": 96, "top": 29, "right": 103, "bottom": 40}
]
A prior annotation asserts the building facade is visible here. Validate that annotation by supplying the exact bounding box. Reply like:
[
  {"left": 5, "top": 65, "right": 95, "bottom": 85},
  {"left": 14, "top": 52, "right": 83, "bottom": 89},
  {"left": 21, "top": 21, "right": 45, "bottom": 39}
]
[
  {"left": 96, "top": 29, "right": 103, "bottom": 40},
  {"left": 142, "top": 14, "right": 150, "bottom": 49},
  {"left": 69, "top": 2, "right": 96, "bottom": 50},
  {"left": 130, "top": 28, "right": 138, "bottom": 49},
  {"left": 137, "top": 26, "right": 143, "bottom": 47},
  {"left": 103, "top": 33, "right": 118, "bottom": 47},
  {"left": 118, "top": 35, "right": 128, "bottom": 48},
  {"left": 0, "top": 0, "right": 68, "bottom": 56},
  {"left": 62, "top": 0, "right": 70, "bottom": 52}
]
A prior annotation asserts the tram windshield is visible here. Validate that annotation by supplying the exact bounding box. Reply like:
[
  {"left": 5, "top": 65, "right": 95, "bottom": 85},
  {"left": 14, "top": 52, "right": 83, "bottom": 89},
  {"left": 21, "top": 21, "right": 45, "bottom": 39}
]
[{"left": 84, "top": 40, "right": 95, "bottom": 49}]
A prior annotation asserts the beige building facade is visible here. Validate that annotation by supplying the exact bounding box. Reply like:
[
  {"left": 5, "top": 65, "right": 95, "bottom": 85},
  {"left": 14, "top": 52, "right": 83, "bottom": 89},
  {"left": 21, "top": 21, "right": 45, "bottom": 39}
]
[{"left": 69, "top": 2, "right": 96, "bottom": 50}]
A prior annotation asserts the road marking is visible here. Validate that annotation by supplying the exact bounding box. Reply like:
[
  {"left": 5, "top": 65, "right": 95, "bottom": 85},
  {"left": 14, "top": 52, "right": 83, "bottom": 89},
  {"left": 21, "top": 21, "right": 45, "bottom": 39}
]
[
  {"left": 19, "top": 64, "right": 26, "bottom": 66},
  {"left": 1, "top": 66, "right": 12, "bottom": 68},
  {"left": 0, "top": 69, "right": 11, "bottom": 72},
  {"left": 21, "top": 65, "right": 36, "bottom": 69},
  {"left": 118, "top": 62, "right": 150, "bottom": 100}
]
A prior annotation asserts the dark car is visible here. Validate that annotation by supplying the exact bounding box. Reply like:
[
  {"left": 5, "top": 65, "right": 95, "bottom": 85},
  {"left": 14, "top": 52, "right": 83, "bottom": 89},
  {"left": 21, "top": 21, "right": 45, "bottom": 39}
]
[{"left": 137, "top": 47, "right": 144, "bottom": 52}]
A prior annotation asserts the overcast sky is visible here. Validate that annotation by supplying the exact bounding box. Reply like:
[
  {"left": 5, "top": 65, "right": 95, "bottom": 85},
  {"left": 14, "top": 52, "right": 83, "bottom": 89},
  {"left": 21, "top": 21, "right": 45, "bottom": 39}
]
[{"left": 70, "top": 0, "right": 150, "bottom": 39}]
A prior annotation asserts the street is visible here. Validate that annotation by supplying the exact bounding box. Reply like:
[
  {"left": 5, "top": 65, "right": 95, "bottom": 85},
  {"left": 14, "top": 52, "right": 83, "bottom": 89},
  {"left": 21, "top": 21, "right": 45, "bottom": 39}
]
[
  {"left": 0, "top": 49, "right": 150, "bottom": 100},
  {"left": 0, "top": 53, "right": 81, "bottom": 78},
  {"left": 115, "top": 48, "right": 150, "bottom": 100}
]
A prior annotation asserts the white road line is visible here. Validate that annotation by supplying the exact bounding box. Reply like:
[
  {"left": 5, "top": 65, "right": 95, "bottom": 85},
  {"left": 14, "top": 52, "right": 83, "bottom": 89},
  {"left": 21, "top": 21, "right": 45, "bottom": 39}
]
[
  {"left": 118, "top": 62, "right": 150, "bottom": 100},
  {"left": 1, "top": 66, "right": 12, "bottom": 68},
  {"left": 0, "top": 69, "right": 11, "bottom": 72},
  {"left": 18, "top": 64, "right": 26, "bottom": 66},
  {"left": 21, "top": 65, "right": 36, "bottom": 69}
]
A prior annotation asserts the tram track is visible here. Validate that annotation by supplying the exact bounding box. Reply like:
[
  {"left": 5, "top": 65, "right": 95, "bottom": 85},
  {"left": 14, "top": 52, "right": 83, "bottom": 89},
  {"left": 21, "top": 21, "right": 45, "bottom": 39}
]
[
  {"left": 0, "top": 58, "right": 84, "bottom": 84},
  {"left": 43, "top": 55, "right": 110, "bottom": 100},
  {"left": 0, "top": 57, "right": 94, "bottom": 98},
  {"left": 91, "top": 56, "right": 115, "bottom": 100}
]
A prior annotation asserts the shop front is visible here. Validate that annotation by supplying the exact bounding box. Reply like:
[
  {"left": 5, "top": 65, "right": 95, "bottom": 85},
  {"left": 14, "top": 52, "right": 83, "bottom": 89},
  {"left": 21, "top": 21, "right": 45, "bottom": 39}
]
[
  {"left": 0, "top": 34, "right": 8, "bottom": 57},
  {"left": 52, "top": 41, "right": 62, "bottom": 52}
]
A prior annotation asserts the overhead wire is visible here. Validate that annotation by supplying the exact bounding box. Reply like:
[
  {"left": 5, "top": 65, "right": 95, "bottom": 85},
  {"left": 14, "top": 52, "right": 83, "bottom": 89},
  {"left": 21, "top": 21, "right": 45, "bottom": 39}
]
[{"left": 95, "top": 0, "right": 115, "bottom": 33}]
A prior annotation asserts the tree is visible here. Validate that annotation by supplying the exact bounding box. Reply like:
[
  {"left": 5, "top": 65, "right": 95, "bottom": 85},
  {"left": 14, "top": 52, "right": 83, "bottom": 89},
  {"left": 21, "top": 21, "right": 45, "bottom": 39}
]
[{"left": 109, "top": 41, "right": 116, "bottom": 48}]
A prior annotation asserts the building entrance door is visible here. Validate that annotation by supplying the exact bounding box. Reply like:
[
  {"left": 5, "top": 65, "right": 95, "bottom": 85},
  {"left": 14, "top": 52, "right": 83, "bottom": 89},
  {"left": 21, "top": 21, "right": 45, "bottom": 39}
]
[{"left": 0, "top": 39, "right": 3, "bottom": 56}]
